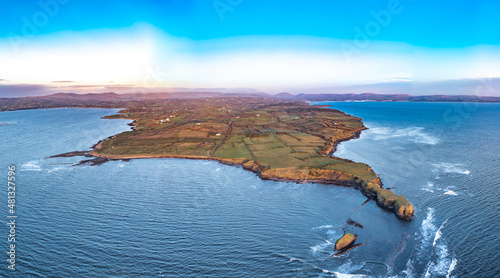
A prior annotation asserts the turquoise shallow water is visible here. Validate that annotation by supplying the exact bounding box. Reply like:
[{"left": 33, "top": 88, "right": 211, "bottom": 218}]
[{"left": 0, "top": 103, "right": 498, "bottom": 277}]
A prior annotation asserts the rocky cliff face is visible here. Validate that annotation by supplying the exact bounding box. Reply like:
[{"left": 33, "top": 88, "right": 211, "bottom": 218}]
[
  {"left": 240, "top": 161, "right": 414, "bottom": 220},
  {"left": 360, "top": 181, "right": 414, "bottom": 220},
  {"left": 258, "top": 167, "right": 359, "bottom": 184}
]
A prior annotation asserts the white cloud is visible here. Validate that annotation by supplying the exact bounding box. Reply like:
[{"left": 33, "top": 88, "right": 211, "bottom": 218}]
[{"left": 1, "top": 23, "right": 499, "bottom": 91}]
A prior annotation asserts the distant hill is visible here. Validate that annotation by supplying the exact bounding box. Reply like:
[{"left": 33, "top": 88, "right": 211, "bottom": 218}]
[
  {"left": 1, "top": 91, "right": 499, "bottom": 111},
  {"left": 277, "top": 93, "right": 500, "bottom": 102}
]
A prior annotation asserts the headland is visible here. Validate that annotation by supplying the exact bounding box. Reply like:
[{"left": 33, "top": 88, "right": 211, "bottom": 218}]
[{"left": 87, "top": 97, "right": 414, "bottom": 220}]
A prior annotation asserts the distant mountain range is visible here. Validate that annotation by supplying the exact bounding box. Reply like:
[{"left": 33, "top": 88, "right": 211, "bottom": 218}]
[
  {"left": 273, "top": 92, "right": 500, "bottom": 102},
  {"left": 1, "top": 92, "right": 499, "bottom": 111}
]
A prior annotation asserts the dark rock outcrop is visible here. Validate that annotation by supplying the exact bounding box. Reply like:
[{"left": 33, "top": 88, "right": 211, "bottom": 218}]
[{"left": 334, "top": 233, "right": 357, "bottom": 251}]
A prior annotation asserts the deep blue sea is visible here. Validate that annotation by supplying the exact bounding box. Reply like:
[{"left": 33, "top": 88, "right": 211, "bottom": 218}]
[{"left": 0, "top": 102, "right": 498, "bottom": 277}]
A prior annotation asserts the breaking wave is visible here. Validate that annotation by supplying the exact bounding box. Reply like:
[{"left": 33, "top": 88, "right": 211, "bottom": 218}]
[
  {"left": 432, "top": 162, "right": 470, "bottom": 175},
  {"left": 369, "top": 126, "right": 439, "bottom": 145},
  {"left": 443, "top": 190, "right": 458, "bottom": 196},
  {"left": 422, "top": 182, "right": 461, "bottom": 196},
  {"left": 447, "top": 257, "right": 458, "bottom": 278},
  {"left": 318, "top": 261, "right": 371, "bottom": 277},
  {"left": 433, "top": 219, "right": 448, "bottom": 247},
  {"left": 312, "top": 224, "right": 334, "bottom": 230},
  {"left": 21, "top": 161, "right": 42, "bottom": 171},
  {"left": 399, "top": 208, "right": 457, "bottom": 277},
  {"left": 289, "top": 257, "right": 304, "bottom": 263},
  {"left": 422, "top": 182, "right": 435, "bottom": 193},
  {"left": 421, "top": 208, "right": 437, "bottom": 246},
  {"left": 425, "top": 244, "right": 457, "bottom": 277},
  {"left": 311, "top": 239, "right": 333, "bottom": 253}
]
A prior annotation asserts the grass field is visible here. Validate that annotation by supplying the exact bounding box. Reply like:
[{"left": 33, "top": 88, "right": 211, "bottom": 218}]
[{"left": 93, "top": 97, "right": 378, "bottom": 183}]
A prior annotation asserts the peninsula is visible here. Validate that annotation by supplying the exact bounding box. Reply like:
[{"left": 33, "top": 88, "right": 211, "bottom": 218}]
[{"left": 88, "top": 97, "right": 414, "bottom": 220}]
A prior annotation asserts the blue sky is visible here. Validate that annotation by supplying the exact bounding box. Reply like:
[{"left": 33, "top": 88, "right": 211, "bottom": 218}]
[
  {"left": 1, "top": 0, "right": 500, "bottom": 96},
  {"left": 3, "top": 0, "right": 500, "bottom": 47}
]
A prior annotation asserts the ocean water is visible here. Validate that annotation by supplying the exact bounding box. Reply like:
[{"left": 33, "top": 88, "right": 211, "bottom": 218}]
[{"left": 0, "top": 103, "right": 498, "bottom": 277}]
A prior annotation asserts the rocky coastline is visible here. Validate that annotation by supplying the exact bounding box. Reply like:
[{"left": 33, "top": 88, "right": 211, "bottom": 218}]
[{"left": 89, "top": 132, "right": 414, "bottom": 220}]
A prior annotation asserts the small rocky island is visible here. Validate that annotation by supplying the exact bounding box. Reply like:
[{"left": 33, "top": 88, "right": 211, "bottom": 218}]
[
  {"left": 335, "top": 233, "right": 358, "bottom": 251},
  {"left": 89, "top": 97, "right": 414, "bottom": 220},
  {"left": 331, "top": 233, "right": 364, "bottom": 256}
]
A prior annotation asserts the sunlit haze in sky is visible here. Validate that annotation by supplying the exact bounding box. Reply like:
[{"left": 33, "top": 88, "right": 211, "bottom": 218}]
[{"left": 1, "top": 0, "right": 500, "bottom": 96}]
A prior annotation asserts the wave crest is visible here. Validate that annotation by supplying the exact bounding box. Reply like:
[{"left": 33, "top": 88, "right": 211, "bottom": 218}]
[
  {"left": 432, "top": 162, "right": 470, "bottom": 175},
  {"left": 369, "top": 126, "right": 439, "bottom": 145}
]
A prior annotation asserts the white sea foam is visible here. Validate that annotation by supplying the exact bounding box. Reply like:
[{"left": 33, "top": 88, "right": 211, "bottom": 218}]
[
  {"left": 423, "top": 262, "right": 433, "bottom": 278},
  {"left": 443, "top": 190, "right": 458, "bottom": 196},
  {"left": 21, "top": 161, "right": 42, "bottom": 171},
  {"left": 424, "top": 244, "right": 450, "bottom": 275},
  {"left": 422, "top": 182, "right": 435, "bottom": 193},
  {"left": 320, "top": 262, "right": 371, "bottom": 277},
  {"left": 311, "top": 239, "right": 333, "bottom": 253},
  {"left": 312, "top": 224, "right": 334, "bottom": 230},
  {"left": 289, "top": 257, "right": 303, "bottom": 263},
  {"left": 47, "top": 166, "right": 66, "bottom": 173},
  {"left": 433, "top": 219, "right": 448, "bottom": 247},
  {"left": 430, "top": 244, "right": 453, "bottom": 276},
  {"left": 446, "top": 257, "right": 458, "bottom": 278},
  {"left": 432, "top": 163, "right": 470, "bottom": 175},
  {"left": 433, "top": 230, "right": 442, "bottom": 248},
  {"left": 335, "top": 261, "right": 367, "bottom": 275},
  {"left": 325, "top": 230, "right": 342, "bottom": 240},
  {"left": 400, "top": 209, "right": 457, "bottom": 277},
  {"left": 331, "top": 272, "right": 371, "bottom": 278},
  {"left": 423, "top": 237, "right": 457, "bottom": 277},
  {"left": 421, "top": 208, "right": 436, "bottom": 244},
  {"left": 400, "top": 258, "right": 416, "bottom": 278},
  {"left": 369, "top": 126, "right": 439, "bottom": 145},
  {"left": 418, "top": 209, "right": 439, "bottom": 276}
]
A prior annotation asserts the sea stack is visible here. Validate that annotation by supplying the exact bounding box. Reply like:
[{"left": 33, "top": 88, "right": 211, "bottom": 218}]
[{"left": 334, "top": 233, "right": 357, "bottom": 251}]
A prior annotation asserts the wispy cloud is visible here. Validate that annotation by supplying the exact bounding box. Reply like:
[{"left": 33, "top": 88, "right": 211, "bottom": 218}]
[{"left": 1, "top": 23, "right": 500, "bottom": 96}]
